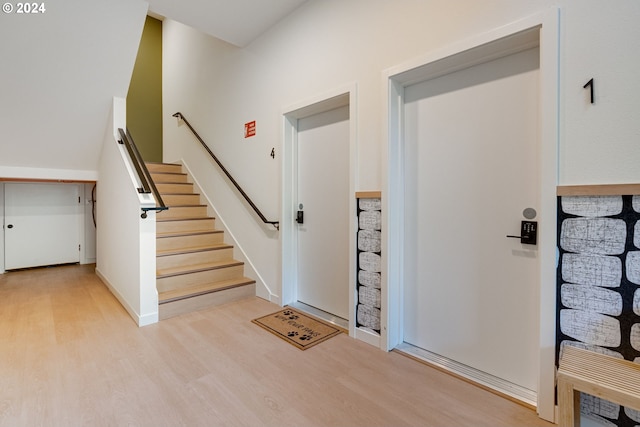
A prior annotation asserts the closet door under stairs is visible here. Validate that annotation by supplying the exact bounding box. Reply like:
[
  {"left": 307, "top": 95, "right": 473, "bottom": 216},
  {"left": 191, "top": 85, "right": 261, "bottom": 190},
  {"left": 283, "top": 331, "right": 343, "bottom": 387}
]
[{"left": 147, "top": 162, "right": 255, "bottom": 320}]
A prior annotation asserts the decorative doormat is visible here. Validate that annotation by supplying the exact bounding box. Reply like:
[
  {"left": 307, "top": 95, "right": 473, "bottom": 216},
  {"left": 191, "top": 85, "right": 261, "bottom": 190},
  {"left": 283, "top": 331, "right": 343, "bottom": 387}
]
[{"left": 251, "top": 308, "right": 342, "bottom": 350}]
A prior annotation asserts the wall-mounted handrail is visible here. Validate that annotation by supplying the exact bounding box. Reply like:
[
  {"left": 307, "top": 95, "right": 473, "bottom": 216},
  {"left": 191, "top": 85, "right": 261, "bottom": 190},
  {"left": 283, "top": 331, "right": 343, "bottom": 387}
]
[
  {"left": 117, "top": 128, "right": 168, "bottom": 218},
  {"left": 172, "top": 112, "right": 279, "bottom": 230}
]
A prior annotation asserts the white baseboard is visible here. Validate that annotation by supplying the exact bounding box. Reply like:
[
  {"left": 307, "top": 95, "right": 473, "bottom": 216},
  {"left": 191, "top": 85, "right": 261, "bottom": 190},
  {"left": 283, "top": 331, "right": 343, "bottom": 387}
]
[
  {"left": 288, "top": 301, "right": 348, "bottom": 330},
  {"left": 268, "top": 293, "right": 281, "bottom": 305},
  {"left": 138, "top": 311, "right": 159, "bottom": 326},
  {"left": 95, "top": 267, "right": 158, "bottom": 327},
  {"left": 355, "top": 326, "right": 381, "bottom": 347},
  {"left": 395, "top": 342, "right": 537, "bottom": 407}
]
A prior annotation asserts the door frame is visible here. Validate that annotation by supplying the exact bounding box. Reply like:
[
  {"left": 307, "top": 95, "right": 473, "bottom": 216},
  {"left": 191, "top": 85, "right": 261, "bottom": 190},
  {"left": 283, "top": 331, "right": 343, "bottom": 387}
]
[
  {"left": 282, "top": 84, "right": 358, "bottom": 336},
  {"left": 382, "top": 9, "right": 559, "bottom": 422}
]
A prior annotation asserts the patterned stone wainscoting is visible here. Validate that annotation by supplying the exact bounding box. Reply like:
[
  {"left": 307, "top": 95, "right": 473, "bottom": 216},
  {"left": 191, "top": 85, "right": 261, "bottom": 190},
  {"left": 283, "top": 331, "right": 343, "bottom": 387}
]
[
  {"left": 557, "top": 194, "right": 640, "bottom": 427},
  {"left": 356, "top": 193, "right": 381, "bottom": 335}
]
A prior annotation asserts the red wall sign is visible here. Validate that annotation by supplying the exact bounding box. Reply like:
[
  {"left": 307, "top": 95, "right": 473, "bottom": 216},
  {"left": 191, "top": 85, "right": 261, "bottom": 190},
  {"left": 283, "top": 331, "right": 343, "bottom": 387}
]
[{"left": 244, "top": 121, "right": 256, "bottom": 138}]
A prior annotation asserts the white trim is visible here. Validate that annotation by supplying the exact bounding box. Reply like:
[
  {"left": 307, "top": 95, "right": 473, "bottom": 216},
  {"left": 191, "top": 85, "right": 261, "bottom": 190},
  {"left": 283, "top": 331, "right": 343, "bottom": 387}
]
[
  {"left": 281, "top": 113, "right": 297, "bottom": 308},
  {"left": 282, "top": 83, "right": 358, "bottom": 338},
  {"left": 381, "top": 77, "right": 406, "bottom": 353},
  {"left": 355, "top": 327, "right": 381, "bottom": 348},
  {"left": 382, "top": 8, "right": 559, "bottom": 423},
  {"left": 76, "top": 183, "right": 86, "bottom": 266},
  {"left": 95, "top": 267, "right": 159, "bottom": 327},
  {"left": 137, "top": 311, "right": 159, "bottom": 327},
  {"left": 289, "top": 300, "right": 349, "bottom": 330},
  {"left": 0, "top": 166, "right": 98, "bottom": 182},
  {"left": 396, "top": 343, "right": 537, "bottom": 407},
  {"left": 268, "top": 293, "right": 282, "bottom": 305},
  {"left": 535, "top": 8, "right": 561, "bottom": 422}
]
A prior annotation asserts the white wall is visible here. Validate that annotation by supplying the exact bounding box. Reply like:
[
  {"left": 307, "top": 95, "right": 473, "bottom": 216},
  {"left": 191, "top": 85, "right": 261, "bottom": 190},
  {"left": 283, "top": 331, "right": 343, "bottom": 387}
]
[
  {"left": 96, "top": 98, "right": 158, "bottom": 326},
  {"left": 559, "top": 0, "right": 640, "bottom": 184},
  {"left": 163, "top": 0, "right": 640, "bottom": 302},
  {"left": 163, "top": 23, "right": 282, "bottom": 298},
  {"left": 0, "top": 0, "right": 148, "bottom": 181}
]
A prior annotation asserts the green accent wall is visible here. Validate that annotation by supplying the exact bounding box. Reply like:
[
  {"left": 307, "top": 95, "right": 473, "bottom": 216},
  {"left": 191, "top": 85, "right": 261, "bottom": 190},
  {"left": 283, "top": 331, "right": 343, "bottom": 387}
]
[{"left": 127, "top": 16, "right": 162, "bottom": 162}]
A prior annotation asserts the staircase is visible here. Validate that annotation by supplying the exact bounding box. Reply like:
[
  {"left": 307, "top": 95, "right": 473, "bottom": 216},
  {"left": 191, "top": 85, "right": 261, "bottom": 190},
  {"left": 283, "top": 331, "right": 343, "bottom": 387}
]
[{"left": 146, "top": 162, "right": 256, "bottom": 320}]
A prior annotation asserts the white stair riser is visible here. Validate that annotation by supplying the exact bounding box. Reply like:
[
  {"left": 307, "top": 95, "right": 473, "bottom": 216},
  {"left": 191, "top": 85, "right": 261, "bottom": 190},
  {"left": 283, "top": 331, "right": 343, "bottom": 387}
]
[{"left": 157, "top": 264, "right": 245, "bottom": 292}]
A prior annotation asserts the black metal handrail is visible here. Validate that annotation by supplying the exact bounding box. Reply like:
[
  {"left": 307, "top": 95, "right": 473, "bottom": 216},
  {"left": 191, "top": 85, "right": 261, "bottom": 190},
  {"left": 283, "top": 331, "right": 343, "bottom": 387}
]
[
  {"left": 117, "top": 128, "right": 168, "bottom": 218},
  {"left": 172, "top": 112, "right": 279, "bottom": 230}
]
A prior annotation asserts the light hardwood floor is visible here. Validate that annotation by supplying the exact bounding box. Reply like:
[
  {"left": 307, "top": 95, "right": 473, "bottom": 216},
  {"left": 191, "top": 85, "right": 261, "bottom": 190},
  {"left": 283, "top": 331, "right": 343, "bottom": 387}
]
[{"left": 0, "top": 264, "right": 554, "bottom": 427}]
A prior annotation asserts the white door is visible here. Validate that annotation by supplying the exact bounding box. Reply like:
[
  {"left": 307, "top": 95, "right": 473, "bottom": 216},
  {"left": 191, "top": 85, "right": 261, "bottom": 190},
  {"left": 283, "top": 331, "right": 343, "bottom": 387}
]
[
  {"left": 5, "top": 182, "right": 81, "bottom": 270},
  {"left": 296, "top": 105, "right": 350, "bottom": 320},
  {"left": 403, "top": 47, "right": 540, "bottom": 393}
]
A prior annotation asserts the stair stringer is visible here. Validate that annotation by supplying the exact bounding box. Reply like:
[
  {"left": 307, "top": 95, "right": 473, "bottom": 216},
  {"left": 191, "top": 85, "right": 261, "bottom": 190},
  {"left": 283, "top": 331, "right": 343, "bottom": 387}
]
[{"left": 176, "top": 159, "right": 279, "bottom": 305}]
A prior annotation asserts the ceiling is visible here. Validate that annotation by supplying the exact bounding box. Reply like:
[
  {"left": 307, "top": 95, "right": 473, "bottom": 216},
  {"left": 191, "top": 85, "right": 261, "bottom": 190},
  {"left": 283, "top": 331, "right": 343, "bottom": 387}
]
[{"left": 146, "top": 0, "right": 309, "bottom": 47}]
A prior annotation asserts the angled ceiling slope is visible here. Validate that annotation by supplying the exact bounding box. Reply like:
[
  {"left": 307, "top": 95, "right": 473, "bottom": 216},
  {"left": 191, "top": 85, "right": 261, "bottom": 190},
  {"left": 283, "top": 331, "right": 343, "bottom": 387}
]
[
  {"left": 0, "top": 0, "right": 148, "bottom": 179},
  {"left": 147, "top": 0, "right": 308, "bottom": 47}
]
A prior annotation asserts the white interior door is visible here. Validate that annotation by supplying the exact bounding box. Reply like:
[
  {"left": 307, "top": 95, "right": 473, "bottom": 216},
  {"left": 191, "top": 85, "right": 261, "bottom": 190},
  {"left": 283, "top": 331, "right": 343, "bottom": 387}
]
[
  {"left": 5, "top": 182, "right": 81, "bottom": 270},
  {"left": 296, "top": 105, "right": 350, "bottom": 320},
  {"left": 402, "top": 47, "right": 540, "bottom": 393}
]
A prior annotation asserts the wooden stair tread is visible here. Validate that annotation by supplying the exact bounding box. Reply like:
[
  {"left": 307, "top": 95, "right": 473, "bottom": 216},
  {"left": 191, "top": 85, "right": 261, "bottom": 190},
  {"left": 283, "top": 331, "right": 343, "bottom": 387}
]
[
  {"left": 146, "top": 164, "right": 182, "bottom": 172},
  {"left": 157, "top": 230, "right": 223, "bottom": 239},
  {"left": 151, "top": 176, "right": 188, "bottom": 183},
  {"left": 156, "top": 216, "right": 214, "bottom": 223},
  {"left": 156, "top": 182, "right": 192, "bottom": 186},
  {"left": 160, "top": 192, "right": 201, "bottom": 196},
  {"left": 158, "top": 277, "right": 256, "bottom": 304},
  {"left": 157, "top": 260, "right": 244, "bottom": 279},
  {"left": 150, "top": 171, "right": 187, "bottom": 176},
  {"left": 148, "top": 161, "right": 255, "bottom": 318},
  {"left": 157, "top": 244, "right": 233, "bottom": 258}
]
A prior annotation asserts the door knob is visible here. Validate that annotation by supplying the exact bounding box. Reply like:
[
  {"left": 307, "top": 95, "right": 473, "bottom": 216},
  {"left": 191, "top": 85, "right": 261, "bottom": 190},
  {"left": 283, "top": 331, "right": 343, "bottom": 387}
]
[
  {"left": 7, "top": 224, "right": 13, "bottom": 229},
  {"left": 296, "top": 210, "right": 304, "bottom": 224}
]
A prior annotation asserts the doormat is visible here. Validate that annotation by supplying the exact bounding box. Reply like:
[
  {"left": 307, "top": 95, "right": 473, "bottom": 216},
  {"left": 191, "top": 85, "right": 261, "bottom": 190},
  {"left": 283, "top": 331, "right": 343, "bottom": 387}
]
[{"left": 251, "top": 308, "right": 342, "bottom": 350}]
